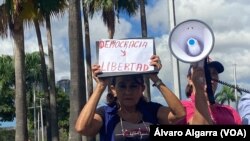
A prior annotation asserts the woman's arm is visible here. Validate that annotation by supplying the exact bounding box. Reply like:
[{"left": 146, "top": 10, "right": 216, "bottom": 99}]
[
  {"left": 75, "top": 65, "right": 109, "bottom": 136},
  {"left": 190, "top": 67, "right": 213, "bottom": 125},
  {"left": 151, "top": 75, "right": 186, "bottom": 124},
  {"left": 149, "top": 55, "right": 186, "bottom": 124}
]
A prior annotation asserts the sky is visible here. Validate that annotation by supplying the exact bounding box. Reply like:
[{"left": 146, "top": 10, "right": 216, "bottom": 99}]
[{"left": 1, "top": 0, "right": 250, "bottom": 126}]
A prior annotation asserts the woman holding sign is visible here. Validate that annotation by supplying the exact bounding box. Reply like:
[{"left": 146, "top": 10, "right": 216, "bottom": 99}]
[{"left": 75, "top": 55, "right": 186, "bottom": 141}]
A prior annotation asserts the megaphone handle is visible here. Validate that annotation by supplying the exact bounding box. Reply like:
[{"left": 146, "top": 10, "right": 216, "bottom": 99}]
[{"left": 204, "top": 58, "right": 215, "bottom": 104}]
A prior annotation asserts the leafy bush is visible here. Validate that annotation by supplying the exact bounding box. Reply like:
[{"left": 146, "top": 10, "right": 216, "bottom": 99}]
[{"left": 0, "top": 128, "right": 15, "bottom": 141}]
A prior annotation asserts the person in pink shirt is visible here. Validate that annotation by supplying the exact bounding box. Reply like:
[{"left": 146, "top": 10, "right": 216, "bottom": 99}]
[{"left": 181, "top": 59, "right": 242, "bottom": 125}]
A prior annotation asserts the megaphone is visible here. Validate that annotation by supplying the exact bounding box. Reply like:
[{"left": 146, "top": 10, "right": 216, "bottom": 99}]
[
  {"left": 169, "top": 19, "right": 216, "bottom": 104},
  {"left": 169, "top": 19, "right": 214, "bottom": 63}
]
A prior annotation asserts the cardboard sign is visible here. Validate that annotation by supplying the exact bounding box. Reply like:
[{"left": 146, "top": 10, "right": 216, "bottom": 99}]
[{"left": 96, "top": 38, "right": 158, "bottom": 77}]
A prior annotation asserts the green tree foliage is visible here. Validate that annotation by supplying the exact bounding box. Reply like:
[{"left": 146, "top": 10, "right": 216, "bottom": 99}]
[
  {"left": 215, "top": 85, "right": 236, "bottom": 105},
  {"left": 85, "top": 0, "right": 138, "bottom": 39},
  {"left": 0, "top": 128, "right": 15, "bottom": 141},
  {"left": 25, "top": 52, "right": 42, "bottom": 92},
  {"left": 0, "top": 53, "right": 69, "bottom": 133},
  {"left": 0, "top": 55, "right": 15, "bottom": 122},
  {"left": 57, "top": 88, "right": 69, "bottom": 132}
]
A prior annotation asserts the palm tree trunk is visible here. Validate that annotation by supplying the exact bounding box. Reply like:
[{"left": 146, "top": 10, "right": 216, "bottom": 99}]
[
  {"left": 69, "top": 0, "right": 87, "bottom": 141},
  {"left": 83, "top": 5, "right": 96, "bottom": 141},
  {"left": 83, "top": 2, "right": 93, "bottom": 99},
  {"left": 46, "top": 15, "right": 59, "bottom": 141},
  {"left": 140, "top": 0, "right": 147, "bottom": 37},
  {"left": 139, "top": 0, "right": 151, "bottom": 101},
  {"left": 13, "top": 16, "right": 28, "bottom": 141},
  {"left": 33, "top": 18, "right": 52, "bottom": 141}
]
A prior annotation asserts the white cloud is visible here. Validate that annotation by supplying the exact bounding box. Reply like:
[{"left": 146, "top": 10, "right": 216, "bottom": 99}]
[
  {"left": 145, "top": 0, "right": 170, "bottom": 33},
  {"left": 0, "top": 37, "right": 14, "bottom": 55}
]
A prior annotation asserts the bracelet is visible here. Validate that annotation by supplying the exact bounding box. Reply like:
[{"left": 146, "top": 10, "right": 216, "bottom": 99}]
[{"left": 152, "top": 79, "right": 162, "bottom": 87}]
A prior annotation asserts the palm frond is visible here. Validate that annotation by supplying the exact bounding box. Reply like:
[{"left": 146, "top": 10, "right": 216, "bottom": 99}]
[
  {"left": 0, "top": 3, "right": 9, "bottom": 38},
  {"left": 215, "top": 85, "right": 236, "bottom": 105}
]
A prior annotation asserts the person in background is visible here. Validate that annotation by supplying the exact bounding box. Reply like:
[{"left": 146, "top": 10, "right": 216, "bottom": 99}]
[
  {"left": 181, "top": 59, "right": 242, "bottom": 124},
  {"left": 75, "top": 55, "right": 186, "bottom": 141},
  {"left": 238, "top": 93, "right": 250, "bottom": 124}
]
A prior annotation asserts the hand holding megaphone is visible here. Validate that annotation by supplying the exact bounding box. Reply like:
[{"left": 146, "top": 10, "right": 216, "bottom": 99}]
[{"left": 191, "top": 65, "right": 207, "bottom": 89}]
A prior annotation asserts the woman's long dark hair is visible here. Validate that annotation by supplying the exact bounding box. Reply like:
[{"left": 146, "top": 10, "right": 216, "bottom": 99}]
[
  {"left": 185, "top": 68, "right": 193, "bottom": 98},
  {"left": 185, "top": 84, "right": 193, "bottom": 98}
]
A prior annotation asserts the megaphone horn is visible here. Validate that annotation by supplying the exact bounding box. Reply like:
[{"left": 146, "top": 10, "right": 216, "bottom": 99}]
[{"left": 169, "top": 19, "right": 215, "bottom": 63}]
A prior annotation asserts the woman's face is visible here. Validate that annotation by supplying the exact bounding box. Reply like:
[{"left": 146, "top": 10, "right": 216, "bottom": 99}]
[{"left": 111, "top": 76, "right": 145, "bottom": 107}]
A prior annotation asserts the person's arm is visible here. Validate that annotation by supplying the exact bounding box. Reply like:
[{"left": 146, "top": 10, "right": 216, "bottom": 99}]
[
  {"left": 241, "top": 116, "right": 250, "bottom": 125},
  {"left": 75, "top": 65, "right": 109, "bottom": 136},
  {"left": 149, "top": 55, "right": 186, "bottom": 124},
  {"left": 151, "top": 75, "right": 186, "bottom": 124},
  {"left": 238, "top": 94, "right": 250, "bottom": 124},
  {"left": 190, "top": 67, "right": 213, "bottom": 125}
]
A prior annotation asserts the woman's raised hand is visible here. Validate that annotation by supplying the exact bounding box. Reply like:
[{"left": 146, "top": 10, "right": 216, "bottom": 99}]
[
  {"left": 148, "top": 55, "right": 162, "bottom": 81},
  {"left": 150, "top": 55, "right": 162, "bottom": 70},
  {"left": 92, "top": 64, "right": 110, "bottom": 86}
]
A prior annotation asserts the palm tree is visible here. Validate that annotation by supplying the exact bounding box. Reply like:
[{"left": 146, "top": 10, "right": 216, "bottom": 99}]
[
  {"left": 83, "top": 0, "right": 93, "bottom": 102},
  {"left": 68, "top": 0, "right": 86, "bottom": 141},
  {"left": 16, "top": 5, "right": 51, "bottom": 140},
  {"left": 32, "top": 17, "right": 54, "bottom": 141},
  {"left": 31, "top": 1, "right": 68, "bottom": 140},
  {"left": 138, "top": 0, "right": 151, "bottom": 101},
  {"left": 44, "top": 4, "right": 67, "bottom": 141},
  {"left": 215, "top": 85, "right": 236, "bottom": 105},
  {"left": 25, "top": 52, "right": 43, "bottom": 141},
  {"left": 0, "top": 1, "right": 59, "bottom": 140},
  {"left": 0, "top": 1, "right": 29, "bottom": 140},
  {"left": 139, "top": 0, "right": 147, "bottom": 38},
  {"left": 82, "top": 2, "right": 96, "bottom": 141},
  {"left": 25, "top": 52, "right": 43, "bottom": 88}
]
